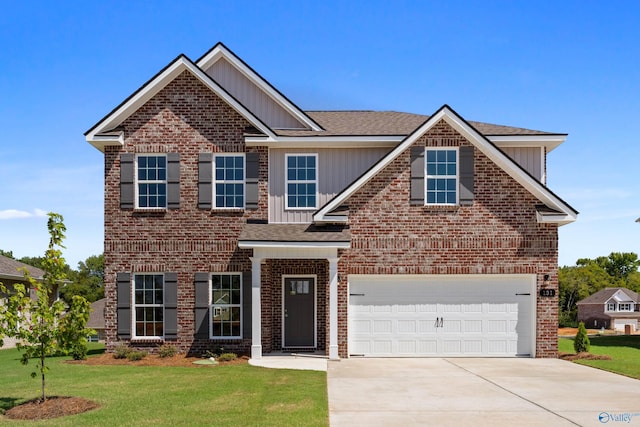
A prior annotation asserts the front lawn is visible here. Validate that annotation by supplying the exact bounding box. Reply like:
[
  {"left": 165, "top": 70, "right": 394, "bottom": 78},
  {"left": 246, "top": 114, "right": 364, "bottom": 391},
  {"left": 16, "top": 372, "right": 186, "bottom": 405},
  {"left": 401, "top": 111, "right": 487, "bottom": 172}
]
[
  {"left": 559, "top": 335, "right": 640, "bottom": 379},
  {"left": 0, "top": 344, "right": 328, "bottom": 426}
]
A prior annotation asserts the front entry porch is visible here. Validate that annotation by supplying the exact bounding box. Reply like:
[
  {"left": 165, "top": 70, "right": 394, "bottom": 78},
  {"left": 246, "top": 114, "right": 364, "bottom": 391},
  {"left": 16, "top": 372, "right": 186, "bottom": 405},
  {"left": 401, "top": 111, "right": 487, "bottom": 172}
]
[{"left": 238, "top": 223, "right": 349, "bottom": 360}]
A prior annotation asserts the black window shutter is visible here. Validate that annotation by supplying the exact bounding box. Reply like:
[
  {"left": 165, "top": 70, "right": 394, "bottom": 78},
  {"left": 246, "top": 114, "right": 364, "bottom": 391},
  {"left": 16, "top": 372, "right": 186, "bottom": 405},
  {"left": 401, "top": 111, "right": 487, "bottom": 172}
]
[
  {"left": 198, "top": 153, "right": 213, "bottom": 209},
  {"left": 242, "top": 271, "right": 252, "bottom": 339},
  {"left": 410, "top": 146, "right": 425, "bottom": 205},
  {"left": 245, "top": 152, "right": 259, "bottom": 210},
  {"left": 164, "top": 273, "right": 178, "bottom": 339},
  {"left": 120, "top": 154, "right": 135, "bottom": 209},
  {"left": 167, "top": 153, "right": 180, "bottom": 209},
  {"left": 194, "top": 273, "right": 210, "bottom": 339},
  {"left": 116, "top": 272, "right": 131, "bottom": 339},
  {"left": 459, "top": 146, "right": 475, "bottom": 206}
]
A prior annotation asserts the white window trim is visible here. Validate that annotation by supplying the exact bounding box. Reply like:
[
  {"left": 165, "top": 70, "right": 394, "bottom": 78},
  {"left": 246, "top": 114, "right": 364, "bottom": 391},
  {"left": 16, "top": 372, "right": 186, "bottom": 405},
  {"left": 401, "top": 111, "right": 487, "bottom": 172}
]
[
  {"left": 285, "top": 153, "right": 319, "bottom": 210},
  {"left": 210, "top": 272, "right": 243, "bottom": 339},
  {"left": 135, "top": 154, "right": 167, "bottom": 210},
  {"left": 606, "top": 302, "right": 616, "bottom": 312},
  {"left": 425, "top": 147, "right": 459, "bottom": 206},
  {"left": 131, "top": 273, "right": 165, "bottom": 340},
  {"left": 618, "top": 303, "right": 633, "bottom": 312},
  {"left": 213, "top": 153, "right": 246, "bottom": 210}
]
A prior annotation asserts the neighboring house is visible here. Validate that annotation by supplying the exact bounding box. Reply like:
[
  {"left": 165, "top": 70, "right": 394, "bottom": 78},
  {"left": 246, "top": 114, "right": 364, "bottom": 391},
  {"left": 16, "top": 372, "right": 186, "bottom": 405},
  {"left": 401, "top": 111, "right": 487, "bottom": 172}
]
[
  {"left": 87, "top": 298, "right": 107, "bottom": 341},
  {"left": 0, "top": 254, "right": 46, "bottom": 348},
  {"left": 85, "top": 42, "right": 577, "bottom": 359},
  {"left": 577, "top": 288, "right": 640, "bottom": 332}
]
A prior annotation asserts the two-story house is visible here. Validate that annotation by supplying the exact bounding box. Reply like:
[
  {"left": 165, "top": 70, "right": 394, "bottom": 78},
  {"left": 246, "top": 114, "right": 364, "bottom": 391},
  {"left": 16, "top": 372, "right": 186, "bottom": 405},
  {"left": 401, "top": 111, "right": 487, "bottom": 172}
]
[
  {"left": 577, "top": 287, "right": 640, "bottom": 332},
  {"left": 85, "top": 43, "right": 577, "bottom": 359}
]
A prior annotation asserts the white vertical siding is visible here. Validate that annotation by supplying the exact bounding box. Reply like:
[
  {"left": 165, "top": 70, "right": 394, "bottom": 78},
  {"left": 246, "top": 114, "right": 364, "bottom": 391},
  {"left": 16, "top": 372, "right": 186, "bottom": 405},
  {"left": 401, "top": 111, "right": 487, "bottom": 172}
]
[
  {"left": 206, "top": 58, "right": 306, "bottom": 129},
  {"left": 269, "top": 147, "right": 391, "bottom": 223},
  {"left": 502, "top": 147, "right": 544, "bottom": 182}
]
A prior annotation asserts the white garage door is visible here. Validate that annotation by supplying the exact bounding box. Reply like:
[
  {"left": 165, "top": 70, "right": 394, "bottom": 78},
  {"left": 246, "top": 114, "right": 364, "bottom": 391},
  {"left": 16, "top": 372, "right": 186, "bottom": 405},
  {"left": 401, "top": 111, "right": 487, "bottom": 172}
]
[{"left": 349, "top": 275, "right": 535, "bottom": 357}]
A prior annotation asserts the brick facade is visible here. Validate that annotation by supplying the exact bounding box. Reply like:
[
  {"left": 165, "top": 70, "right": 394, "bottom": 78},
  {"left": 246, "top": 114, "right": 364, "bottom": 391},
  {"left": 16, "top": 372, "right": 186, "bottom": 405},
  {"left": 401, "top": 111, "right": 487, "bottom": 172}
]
[{"left": 101, "top": 69, "right": 561, "bottom": 358}]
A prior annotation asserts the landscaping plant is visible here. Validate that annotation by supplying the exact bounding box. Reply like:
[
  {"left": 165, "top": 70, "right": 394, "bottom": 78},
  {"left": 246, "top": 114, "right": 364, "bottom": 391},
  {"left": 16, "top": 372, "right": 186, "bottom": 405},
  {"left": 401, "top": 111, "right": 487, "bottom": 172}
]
[
  {"left": 0, "top": 212, "right": 93, "bottom": 401},
  {"left": 573, "top": 321, "right": 591, "bottom": 353}
]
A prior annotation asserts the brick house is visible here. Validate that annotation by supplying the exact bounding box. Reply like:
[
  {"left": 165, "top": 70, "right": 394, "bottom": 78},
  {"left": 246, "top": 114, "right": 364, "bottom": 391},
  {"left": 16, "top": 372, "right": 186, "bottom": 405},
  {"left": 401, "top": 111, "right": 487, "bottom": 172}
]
[
  {"left": 577, "top": 288, "right": 640, "bottom": 332},
  {"left": 85, "top": 43, "right": 577, "bottom": 359}
]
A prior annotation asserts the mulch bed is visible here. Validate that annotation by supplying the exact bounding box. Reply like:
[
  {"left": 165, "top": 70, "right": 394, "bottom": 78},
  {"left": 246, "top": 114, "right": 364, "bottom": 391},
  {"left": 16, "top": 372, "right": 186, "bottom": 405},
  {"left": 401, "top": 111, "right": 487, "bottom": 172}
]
[
  {"left": 558, "top": 352, "right": 612, "bottom": 361},
  {"left": 4, "top": 396, "right": 99, "bottom": 420},
  {"left": 66, "top": 353, "right": 249, "bottom": 367}
]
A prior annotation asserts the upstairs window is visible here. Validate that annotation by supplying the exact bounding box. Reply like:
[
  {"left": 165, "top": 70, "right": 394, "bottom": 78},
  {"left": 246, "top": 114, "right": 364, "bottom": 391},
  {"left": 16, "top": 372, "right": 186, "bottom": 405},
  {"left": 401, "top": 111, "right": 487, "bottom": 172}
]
[
  {"left": 137, "top": 155, "right": 167, "bottom": 208},
  {"left": 618, "top": 303, "right": 632, "bottom": 312},
  {"left": 426, "top": 148, "right": 458, "bottom": 205},
  {"left": 607, "top": 302, "right": 616, "bottom": 312},
  {"left": 286, "top": 154, "right": 317, "bottom": 209},
  {"left": 214, "top": 154, "right": 245, "bottom": 208}
]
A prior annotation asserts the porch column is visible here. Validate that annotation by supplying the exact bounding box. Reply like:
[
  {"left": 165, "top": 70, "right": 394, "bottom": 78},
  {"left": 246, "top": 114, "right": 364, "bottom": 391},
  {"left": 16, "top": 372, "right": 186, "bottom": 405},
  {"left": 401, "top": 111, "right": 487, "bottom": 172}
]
[
  {"left": 250, "top": 257, "right": 262, "bottom": 359},
  {"left": 328, "top": 257, "right": 339, "bottom": 360}
]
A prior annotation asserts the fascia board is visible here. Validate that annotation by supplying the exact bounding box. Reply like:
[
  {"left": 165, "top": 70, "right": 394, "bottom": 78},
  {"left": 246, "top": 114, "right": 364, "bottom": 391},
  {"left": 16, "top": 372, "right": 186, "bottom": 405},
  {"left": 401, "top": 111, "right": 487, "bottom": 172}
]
[
  {"left": 197, "top": 43, "right": 323, "bottom": 131},
  {"left": 245, "top": 135, "right": 402, "bottom": 148},
  {"left": 237, "top": 241, "right": 350, "bottom": 249},
  {"left": 87, "top": 132, "right": 124, "bottom": 153},
  {"left": 86, "top": 57, "right": 277, "bottom": 147},
  {"left": 489, "top": 135, "right": 567, "bottom": 152}
]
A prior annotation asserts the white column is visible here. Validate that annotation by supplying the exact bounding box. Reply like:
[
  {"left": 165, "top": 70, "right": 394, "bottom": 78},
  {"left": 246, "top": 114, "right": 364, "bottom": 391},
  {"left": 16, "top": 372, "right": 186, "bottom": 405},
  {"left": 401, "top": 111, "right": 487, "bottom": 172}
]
[
  {"left": 250, "top": 257, "right": 262, "bottom": 359},
  {"left": 328, "top": 257, "right": 340, "bottom": 360}
]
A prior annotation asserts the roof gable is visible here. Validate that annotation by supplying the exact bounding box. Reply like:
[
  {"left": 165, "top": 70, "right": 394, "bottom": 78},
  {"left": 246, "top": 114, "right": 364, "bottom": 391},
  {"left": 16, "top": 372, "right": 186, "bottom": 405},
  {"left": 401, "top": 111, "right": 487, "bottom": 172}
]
[
  {"left": 313, "top": 105, "right": 577, "bottom": 225},
  {"left": 85, "top": 54, "right": 277, "bottom": 151},
  {"left": 577, "top": 287, "right": 639, "bottom": 305},
  {"left": 0, "top": 254, "right": 45, "bottom": 281},
  {"left": 196, "top": 42, "right": 322, "bottom": 132}
]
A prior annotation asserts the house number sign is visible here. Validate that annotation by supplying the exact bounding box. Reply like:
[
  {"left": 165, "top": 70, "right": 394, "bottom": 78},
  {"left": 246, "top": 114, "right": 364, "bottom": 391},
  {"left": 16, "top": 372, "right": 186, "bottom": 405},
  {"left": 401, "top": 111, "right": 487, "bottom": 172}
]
[{"left": 539, "top": 289, "right": 556, "bottom": 297}]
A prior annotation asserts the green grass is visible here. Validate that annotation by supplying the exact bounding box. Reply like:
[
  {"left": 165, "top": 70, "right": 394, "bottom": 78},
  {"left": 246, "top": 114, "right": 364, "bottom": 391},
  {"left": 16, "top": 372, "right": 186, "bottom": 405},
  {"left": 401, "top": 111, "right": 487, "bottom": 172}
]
[
  {"left": 559, "top": 335, "right": 640, "bottom": 379},
  {"left": 0, "top": 344, "right": 328, "bottom": 426}
]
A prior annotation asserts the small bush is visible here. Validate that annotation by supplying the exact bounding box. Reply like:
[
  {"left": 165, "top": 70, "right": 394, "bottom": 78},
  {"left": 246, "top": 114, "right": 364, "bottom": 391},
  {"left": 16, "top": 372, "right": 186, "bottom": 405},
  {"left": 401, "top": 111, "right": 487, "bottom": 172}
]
[
  {"left": 127, "top": 350, "right": 148, "bottom": 361},
  {"left": 217, "top": 352, "right": 237, "bottom": 362},
  {"left": 158, "top": 344, "right": 178, "bottom": 358},
  {"left": 574, "top": 321, "right": 591, "bottom": 353},
  {"left": 113, "top": 343, "right": 132, "bottom": 359}
]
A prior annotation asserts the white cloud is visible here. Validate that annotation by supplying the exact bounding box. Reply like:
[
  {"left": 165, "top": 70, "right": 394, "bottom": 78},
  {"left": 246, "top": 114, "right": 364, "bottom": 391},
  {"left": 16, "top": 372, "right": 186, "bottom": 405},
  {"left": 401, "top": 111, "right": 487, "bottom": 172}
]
[{"left": 0, "top": 209, "right": 48, "bottom": 220}]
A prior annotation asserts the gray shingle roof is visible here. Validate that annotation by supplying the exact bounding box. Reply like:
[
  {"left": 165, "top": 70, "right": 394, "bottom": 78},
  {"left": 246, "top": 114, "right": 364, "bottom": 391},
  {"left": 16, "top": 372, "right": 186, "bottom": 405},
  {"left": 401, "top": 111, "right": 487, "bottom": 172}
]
[
  {"left": 239, "top": 223, "right": 350, "bottom": 243},
  {"left": 577, "top": 287, "right": 639, "bottom": 305},
  {"left": 272, "top": 111, "right": 561, "bottom": 137},
  {"left": 0, "top": 254, "right": 45, "bottom": 281},
  {"left": 87, "top": 298, "right": 106, "bottom": 330}
]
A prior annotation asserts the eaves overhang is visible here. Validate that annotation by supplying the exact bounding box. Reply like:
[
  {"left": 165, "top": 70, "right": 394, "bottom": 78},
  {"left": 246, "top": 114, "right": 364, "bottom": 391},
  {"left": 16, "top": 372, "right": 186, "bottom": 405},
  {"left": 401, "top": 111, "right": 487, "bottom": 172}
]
[{"left": 238, "top": 240, "right": 350, "bottom": 249}]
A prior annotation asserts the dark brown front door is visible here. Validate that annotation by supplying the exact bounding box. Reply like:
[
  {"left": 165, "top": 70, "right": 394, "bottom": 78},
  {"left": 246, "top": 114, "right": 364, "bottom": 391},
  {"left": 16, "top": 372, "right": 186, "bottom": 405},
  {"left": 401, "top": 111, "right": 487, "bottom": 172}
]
[{"left": 283, "top": 277, "right": 315, "bottom": 347}]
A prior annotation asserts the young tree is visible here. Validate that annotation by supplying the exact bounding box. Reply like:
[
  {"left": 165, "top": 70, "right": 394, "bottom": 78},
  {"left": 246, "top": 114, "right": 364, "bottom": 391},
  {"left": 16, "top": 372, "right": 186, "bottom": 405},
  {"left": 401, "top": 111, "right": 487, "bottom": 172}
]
[
  {"left": 0, "top": 213, "right": 93, "bottom": 401},
  {"left": 573, "top": 321, "right": 590, "bottom": 353}
]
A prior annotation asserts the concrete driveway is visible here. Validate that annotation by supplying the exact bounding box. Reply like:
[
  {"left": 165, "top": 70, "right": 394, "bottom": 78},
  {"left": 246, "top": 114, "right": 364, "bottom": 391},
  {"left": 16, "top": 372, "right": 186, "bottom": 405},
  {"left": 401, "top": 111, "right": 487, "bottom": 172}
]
[{"left": 328, "top": 358, "right": 640, "bottom": 427}]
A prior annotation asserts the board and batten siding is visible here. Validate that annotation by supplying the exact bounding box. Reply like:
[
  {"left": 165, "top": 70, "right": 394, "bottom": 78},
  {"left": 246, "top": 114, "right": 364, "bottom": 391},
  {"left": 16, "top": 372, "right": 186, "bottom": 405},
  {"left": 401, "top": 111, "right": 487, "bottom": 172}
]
[
  {"left": 501, "top": 147, "right": 545, "bottom": 183},
  {"left": 205, "top": 58, "right": 306, "bottom": 130},
  {"left": 270, "top": 147, "right": 391, "bottom": 223}
]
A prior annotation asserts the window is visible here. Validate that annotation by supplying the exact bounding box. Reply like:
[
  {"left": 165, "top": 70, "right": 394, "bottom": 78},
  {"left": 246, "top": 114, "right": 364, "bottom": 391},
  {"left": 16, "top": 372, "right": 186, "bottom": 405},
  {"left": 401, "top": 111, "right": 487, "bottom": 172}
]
[
  {"left": 133, "top": 274, "right": 164, "bottom": 338},
  {"left": 214, "top": 154, "right": 245, "bottom": 208},
  {"left": 426, "top": 148, "right": 458, "bottom": 205},
  {"left": 211, "top": 273, "right": 242, "bottom": 338},
  {"left": 137, "top": 155, "right": 167, "bottom": 208},
  {"left": 618, "top": 303, "right": 632, "bottom": 312},
  {"left": 286, "top": 154, "right": 317, "bottom": 209},
  {"left": 607, "top": 302, "right": 616, "bottom": 312}
]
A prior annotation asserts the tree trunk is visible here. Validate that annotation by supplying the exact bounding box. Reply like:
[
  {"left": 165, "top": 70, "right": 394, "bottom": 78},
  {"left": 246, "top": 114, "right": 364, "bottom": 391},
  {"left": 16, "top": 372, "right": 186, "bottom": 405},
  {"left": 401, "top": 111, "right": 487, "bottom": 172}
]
[{"left": 41, "top": 342, "right": 46, "bottom": 401}]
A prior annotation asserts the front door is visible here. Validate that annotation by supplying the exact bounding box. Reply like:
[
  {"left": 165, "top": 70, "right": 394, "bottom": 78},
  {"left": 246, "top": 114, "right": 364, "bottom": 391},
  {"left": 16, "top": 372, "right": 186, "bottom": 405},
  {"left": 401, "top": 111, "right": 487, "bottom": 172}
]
[{"left": 283, "top": 277, "right": 315, "bottom": 347}]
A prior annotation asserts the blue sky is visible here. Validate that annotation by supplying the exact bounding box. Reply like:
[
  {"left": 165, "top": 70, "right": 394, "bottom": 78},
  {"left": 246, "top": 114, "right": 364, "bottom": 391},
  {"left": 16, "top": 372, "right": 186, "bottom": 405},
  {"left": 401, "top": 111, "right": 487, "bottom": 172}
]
[{"left": 1, "top": 1, "right": 638, "bottom": 268}]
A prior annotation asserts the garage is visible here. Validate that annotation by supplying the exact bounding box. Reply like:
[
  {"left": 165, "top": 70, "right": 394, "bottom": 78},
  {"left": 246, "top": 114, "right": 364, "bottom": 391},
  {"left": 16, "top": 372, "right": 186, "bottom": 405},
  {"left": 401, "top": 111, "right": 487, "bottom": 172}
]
[{"left": 348, "top": 275, "right": 535, "bottom": 357}]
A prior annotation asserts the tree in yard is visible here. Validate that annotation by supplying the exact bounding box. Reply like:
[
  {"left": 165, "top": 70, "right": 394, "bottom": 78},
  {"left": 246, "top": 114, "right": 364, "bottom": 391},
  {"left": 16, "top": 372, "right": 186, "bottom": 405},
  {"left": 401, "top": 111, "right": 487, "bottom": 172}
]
[
  {"left": 0, "top": 213, "right": 93, "bottom": 401},
  {"left": 61, "top": 254, "right": 105, "bottom": 304},
  {"left": 558, "top": 263, "right": 617, "bottom": 326},
  {"left": 573, "top": 321, "right": 590, "bottom": 353}
]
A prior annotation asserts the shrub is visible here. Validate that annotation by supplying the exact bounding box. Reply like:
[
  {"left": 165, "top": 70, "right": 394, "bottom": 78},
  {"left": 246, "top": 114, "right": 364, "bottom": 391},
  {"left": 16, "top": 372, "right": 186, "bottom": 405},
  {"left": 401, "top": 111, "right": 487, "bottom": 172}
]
[
  {"left": 158, "top": 344, "right": 178, "bottom": 358},
  {"left": 113, "top": 343, "right": 132, "bottom": 359},
  {"left": 217, "top": 352, "right": 237, "bottom": 362},
  {"left": 126, "top": 350, "right": 147, "bottom": 361},
  {"left": 574, "top": 321, "right": 591, "bottom": 353}
]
